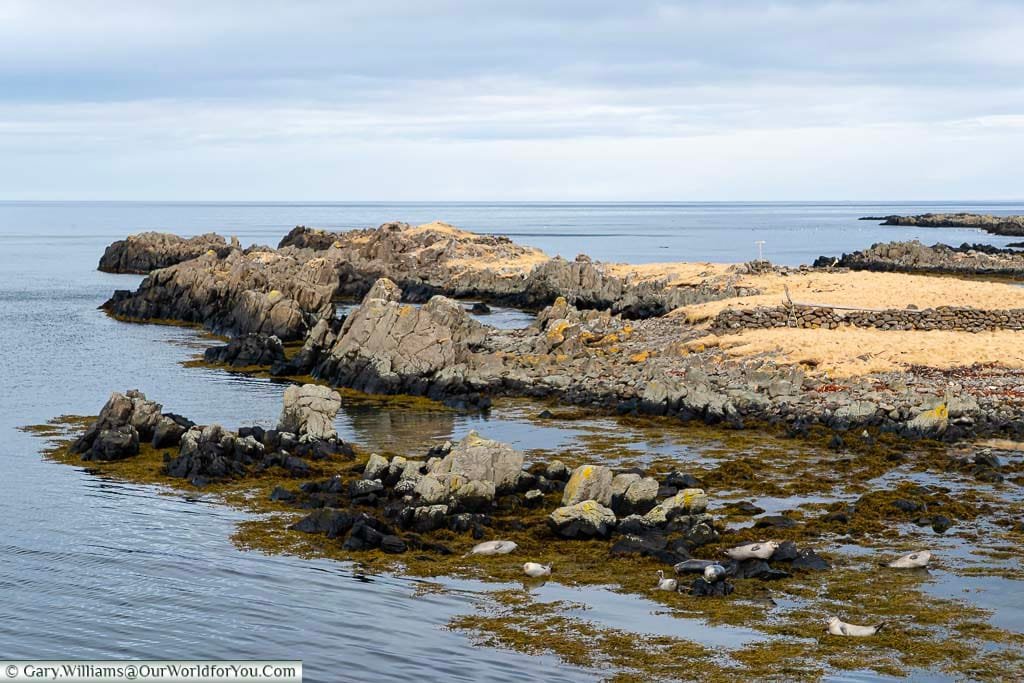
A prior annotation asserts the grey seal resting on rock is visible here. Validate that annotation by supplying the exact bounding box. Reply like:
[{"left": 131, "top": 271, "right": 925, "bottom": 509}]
[{"left": 724, "top": 541, "right": 779, "bottom": 561}]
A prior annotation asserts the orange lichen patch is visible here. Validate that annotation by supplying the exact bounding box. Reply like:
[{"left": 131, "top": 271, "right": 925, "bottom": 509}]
[
  {"left": 628, "top": 350, "right": 651, "bottom": 364},
  {"left": 711, "top": 327, "right": 1024, "bottom": 377}
]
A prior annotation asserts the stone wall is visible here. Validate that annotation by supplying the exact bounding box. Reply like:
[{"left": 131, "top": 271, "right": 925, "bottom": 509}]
[{"left": 713, "top": 304, "right": 1024, "bottom": 334}]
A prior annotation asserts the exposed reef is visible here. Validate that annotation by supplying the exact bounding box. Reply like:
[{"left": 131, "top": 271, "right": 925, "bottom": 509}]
[
  {"left": 27, "top": 385, "right": 1024, "bottom": 682},
  {"left": 861, "top": 212, "right": 1024, "bottom": 236},
  {"left": 815, "top": 240, "right": 1024, "bottom": 278},
  {"left": 99, "top": 231, "right": 237, "bottom": 273}
]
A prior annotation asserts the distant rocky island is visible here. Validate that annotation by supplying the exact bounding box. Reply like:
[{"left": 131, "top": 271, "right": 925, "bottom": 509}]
[{"left": 860, "top": 212, "right": 1024, "bottom": 236}]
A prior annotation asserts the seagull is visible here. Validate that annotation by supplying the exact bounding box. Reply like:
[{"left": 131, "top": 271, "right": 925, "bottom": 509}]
[
  {"left": 469, "top": 540, "right": 518, "bottom": 556},
  {"left": 724, "top": 541, "right": 779, "bottom": 561},
  {"left": 703, "top": 564, "right": 727, "bottom": 582},
  {"left": 827, "top": 616, "right": 886, "bottom": 637},
  {"left": 656, "top": 570, "right": 678, "bottom": 591},
  {"left": 523, "top": 562, "right": 552, "bottom": 578},
  {"left": 886, "top": 550, "right": 932, "bottom": 569}
]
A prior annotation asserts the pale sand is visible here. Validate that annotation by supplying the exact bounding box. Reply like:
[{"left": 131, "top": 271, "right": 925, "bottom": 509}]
[
  {"left": 675, "top": 269, "right": 1024, "bottom": 323},
  {"left": 696, "top": 327, "right": 1024, "bottom": 377}
]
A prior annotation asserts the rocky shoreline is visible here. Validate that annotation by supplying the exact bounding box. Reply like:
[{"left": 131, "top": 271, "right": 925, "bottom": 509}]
[
  {"left": 814, "top": 240, "right": 1024, "bottom": 278},
  {"left": 95, "top": 223, "right": 1024, "bottom": 443},
  {"left": 860, "top": 212, "right": 1024, "bottom": 236}
]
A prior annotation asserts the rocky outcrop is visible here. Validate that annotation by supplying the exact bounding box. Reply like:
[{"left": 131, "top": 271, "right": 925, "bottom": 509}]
[
  {"left": 71, "top": 389, "right": 165, "bottom": 460},
  {"left": 99, "top": 232, "right": 233, "bottom": 273},
  {"left": 103, "top": 249, "right": 338, "bottom": 340},
  {"left": 861, "top": 213, "right": 1024, "bottom": 236},
  {"left": 278, "top": 226, "right": 340, "bottom": 250},
  {"left": 204, "top": 333, "right": 286, "bottom": 367},
  {"left": 277, "top": 384, "right": 342, "bottom": 441},
  {"left": 100, "top": 222, "right": 757, "bottom": 339},
  {"left": 312, "top": 282, "right": 487, "bottom": 399},
  {"left": 815, "top": 240, "right": 1024, "bottom": 278}
]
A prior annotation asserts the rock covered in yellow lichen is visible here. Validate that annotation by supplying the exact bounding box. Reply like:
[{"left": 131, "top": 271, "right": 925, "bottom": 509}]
[{"left": 562, "top": 464, "right": 614, "bottom": 506}]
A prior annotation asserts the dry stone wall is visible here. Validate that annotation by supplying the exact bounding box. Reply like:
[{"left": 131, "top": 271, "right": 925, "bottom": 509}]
[{"left": 713, "top": 305, "right": 1024, "bottom": 334}]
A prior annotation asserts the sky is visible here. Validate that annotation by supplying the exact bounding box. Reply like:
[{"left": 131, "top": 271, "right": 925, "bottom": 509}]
[{"left": 1, "top": 0, "right": 1023, "bottom": 201}]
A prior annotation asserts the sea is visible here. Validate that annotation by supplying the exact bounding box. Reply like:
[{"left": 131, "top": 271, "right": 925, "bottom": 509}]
[{"left": 2, "top": 201, "right": 1021, "bottom": 682}]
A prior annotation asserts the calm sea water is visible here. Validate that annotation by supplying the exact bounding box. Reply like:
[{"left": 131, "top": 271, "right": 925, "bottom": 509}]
[{"left": 2, "top": 201, "right": 1020, "bottom": 681}]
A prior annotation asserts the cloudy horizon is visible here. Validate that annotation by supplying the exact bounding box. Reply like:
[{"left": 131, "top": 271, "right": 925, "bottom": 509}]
[{"left": 2, "top": 0, "right": 1023, "bottom": 201}]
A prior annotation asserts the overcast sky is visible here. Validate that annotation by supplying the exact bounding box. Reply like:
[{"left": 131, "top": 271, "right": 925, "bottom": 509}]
[{"left": 2, "top": 1, "right": 1022, "bottom": 200}]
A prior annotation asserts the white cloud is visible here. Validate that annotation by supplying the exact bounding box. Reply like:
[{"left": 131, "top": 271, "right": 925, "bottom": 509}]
[{"left": 0, "top": 1, "right": 1022, "bottom": 198}]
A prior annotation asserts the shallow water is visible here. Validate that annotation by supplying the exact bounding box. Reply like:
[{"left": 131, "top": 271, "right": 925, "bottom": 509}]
[{"left": 2, "top": 202, "right": 1023, "bottom": 681}]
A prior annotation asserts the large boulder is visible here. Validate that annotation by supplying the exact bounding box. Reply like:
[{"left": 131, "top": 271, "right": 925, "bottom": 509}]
[
  {"left": 277, "top": 384, "right": 342, "bottom": 440},
  {"left": 548, "top": 501, "right": 617, "bottom": 539},
  {"left": 432, "top": 431, "right": 524, "bottom": 493},
  {"left": 312, "top": 286, "right": 487, "bottom": 397},
  {"left": 562, "top": 464, "right": 614, "bottom": 506}
]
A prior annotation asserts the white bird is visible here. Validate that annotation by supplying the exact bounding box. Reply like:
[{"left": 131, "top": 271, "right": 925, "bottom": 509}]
[
  {"left": 703, "top": 564, "right": 727, "bottom": 582},
  {"left": 523, "top": 562, "right": 551, "bottom": 578},
  {"left": 724, "top": 541, "right": 779, "bottom": 561},
  {"left": 827, "top": 616, "right": 886, "bottom": 637},
  {"left": 655, "top": 570, "right": 678, "bottom": 591},
  {"left": 887, "top": 550, "right": 932, "bottom": 569},
  {"left": 469, "top": 540, "right": 518, "bottom": 556}
]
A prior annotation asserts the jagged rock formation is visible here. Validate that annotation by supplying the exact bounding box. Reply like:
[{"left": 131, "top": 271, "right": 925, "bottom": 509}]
[
  {"left": 70, "top": 389, "right": 166, "bottom": 460},
  {"left": 861, "top": 213, "right": 1024, "bottom": 236},
  {"left": 814, "top": 240, "right": 1024, "bottom": 277},
  {"left": 311, "top": 278, "right": 488, "bottom": 399},
  {"left": 103, "top": 248, "right": 339, "bottom": 340},
  {"left": 101, "top": 222, "right": 757, "bottom": 338},
  {"left": 99, "top": 232, "right": 234, "bottom": 273}
]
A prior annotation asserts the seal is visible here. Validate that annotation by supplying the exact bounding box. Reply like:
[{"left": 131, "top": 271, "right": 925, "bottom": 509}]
[
  {"left": 523, "top": 562, "right": 552, "bottom": 578},
  {"left": 827, "top": 616, "right": 886, "bottom": 637},
  {"left": 703, "top": 564, "right": 727, "bottom": 582},
  {"left": 886, "top": 550, "right": 932, "bottom": 569},
  {"left": 724, "top": 541, "right": 779, "bottom": 561},
  {"left": 655, "top": 570, "right": 678, "bottom": 591},
  {"left": 469, "top": 540, "right": 519, "bottom": 555},
  {"left": 674, "top": 559, "right": 717, "bottom": 574}
]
